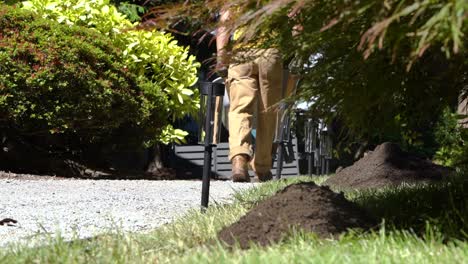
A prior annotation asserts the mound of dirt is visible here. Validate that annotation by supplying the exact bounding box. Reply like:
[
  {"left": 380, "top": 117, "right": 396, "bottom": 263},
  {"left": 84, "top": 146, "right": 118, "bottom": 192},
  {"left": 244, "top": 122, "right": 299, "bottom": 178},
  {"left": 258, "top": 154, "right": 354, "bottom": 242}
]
[
  {"left": 218, "top": 182, "right": 376, "bottom": 249},
  {"left": 325, "top": 142, "right": 452, "bottom": 189}
]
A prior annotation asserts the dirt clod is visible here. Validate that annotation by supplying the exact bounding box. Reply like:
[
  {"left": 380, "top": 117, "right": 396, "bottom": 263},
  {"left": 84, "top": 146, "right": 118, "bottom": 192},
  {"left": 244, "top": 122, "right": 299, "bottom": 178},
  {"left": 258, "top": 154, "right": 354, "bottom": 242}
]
[
  {"left": 325, "top": 142, "right": 452, "bottom": 189},
  {"left": 218, "top": 182, "right": 376, "bottom": 249}
]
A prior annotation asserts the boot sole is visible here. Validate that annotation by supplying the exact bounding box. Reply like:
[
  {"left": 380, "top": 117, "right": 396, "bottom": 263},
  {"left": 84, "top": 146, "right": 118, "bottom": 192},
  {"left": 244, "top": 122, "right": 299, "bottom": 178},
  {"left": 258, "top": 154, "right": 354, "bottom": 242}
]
[{"left": 232, "top": 173, "right": 251, "bottom": 182}]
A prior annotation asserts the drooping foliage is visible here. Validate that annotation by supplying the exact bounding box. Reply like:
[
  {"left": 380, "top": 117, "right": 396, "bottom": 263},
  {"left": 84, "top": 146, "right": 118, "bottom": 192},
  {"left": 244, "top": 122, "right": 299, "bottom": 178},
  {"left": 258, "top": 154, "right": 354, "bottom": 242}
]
[
  {"left": 0, "top": 5, "right": 168, "bottom": 150},
  {"left": 152, "top": 0, "right": 467, "bottom": 64},
  {"left": 22, "top": 0, "right": 200, "bottom": 144},
  {"left": 151, "top": 0, "right": 467, "bottom": 157}
]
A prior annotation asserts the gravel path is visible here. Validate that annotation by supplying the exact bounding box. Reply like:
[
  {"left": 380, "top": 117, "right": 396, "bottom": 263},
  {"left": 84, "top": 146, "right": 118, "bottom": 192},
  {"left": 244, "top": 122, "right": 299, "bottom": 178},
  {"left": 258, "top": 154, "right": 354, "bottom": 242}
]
[{"left": 0, "top": 176, "right": 257, "bottom": 247}]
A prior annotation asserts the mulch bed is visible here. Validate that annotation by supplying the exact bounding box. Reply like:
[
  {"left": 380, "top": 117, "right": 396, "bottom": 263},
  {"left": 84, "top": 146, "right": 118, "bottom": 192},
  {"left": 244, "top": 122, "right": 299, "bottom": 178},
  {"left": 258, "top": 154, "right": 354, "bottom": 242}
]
[
  {"left": 324, "top": 142, "right": 453, "bottom": 190},
  {"left": 0, "top": 168, "right": 178, "bottom": 181},
  {"left": 218, "top": 182, "right": 376, "bottom": 249}
]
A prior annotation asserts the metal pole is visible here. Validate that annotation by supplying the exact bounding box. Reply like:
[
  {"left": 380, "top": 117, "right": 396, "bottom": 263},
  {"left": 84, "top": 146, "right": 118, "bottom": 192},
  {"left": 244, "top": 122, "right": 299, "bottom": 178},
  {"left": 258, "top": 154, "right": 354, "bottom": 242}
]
[
  {"left": 201, "top": 145, "right": 212, "bottom": 210},
  {"left": 307, "top": 152, "right": 313, "bottom": 176},
  {"left": 201, "top": 84, "right": 215, "bottom": 211},
  {"left": 276, "top": 143, "right": 284, "bottom": 180},
  {"left": 275, "top": 67, "right": 291, "bottom": 180},
  {"left": 325, "top": 159, "right": 330, "bottom": 175},
  {"left": 315, "top": 152, "right": 321, "bottom": 175},
  {"left": 321, "top": 156, "right": 326, "bottom": 175}
]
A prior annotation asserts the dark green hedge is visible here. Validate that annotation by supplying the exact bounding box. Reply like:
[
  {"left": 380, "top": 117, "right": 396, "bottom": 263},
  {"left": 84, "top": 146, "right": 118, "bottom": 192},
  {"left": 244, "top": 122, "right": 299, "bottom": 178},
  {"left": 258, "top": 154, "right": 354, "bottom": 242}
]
[{"left": 0, "top": 6, "right": 168, "bottom": 152}]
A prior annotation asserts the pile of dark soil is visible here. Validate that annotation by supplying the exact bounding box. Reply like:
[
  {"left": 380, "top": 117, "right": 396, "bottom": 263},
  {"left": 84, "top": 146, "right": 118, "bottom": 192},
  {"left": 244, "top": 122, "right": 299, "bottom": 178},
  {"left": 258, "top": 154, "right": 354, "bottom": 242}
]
[
  {"left": 218, "top": 182, "right": 376, "bottom": 249},
  {"left": 325, "top": 142, "right": 452, "bottom": 189}
]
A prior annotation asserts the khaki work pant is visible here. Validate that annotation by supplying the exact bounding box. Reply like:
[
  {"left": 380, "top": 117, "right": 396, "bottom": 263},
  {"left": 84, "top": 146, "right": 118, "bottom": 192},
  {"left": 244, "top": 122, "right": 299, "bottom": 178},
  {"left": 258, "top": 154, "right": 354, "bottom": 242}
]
[{"left": 226, "top": 48, "right": 283, "bottom": 174}]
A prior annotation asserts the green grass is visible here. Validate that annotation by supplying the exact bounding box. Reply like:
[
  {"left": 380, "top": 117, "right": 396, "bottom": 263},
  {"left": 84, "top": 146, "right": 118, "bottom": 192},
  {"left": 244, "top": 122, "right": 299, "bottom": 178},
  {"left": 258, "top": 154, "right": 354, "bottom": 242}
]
[{"left": 1, "top": 175, "right": 467, "bottom": 264}]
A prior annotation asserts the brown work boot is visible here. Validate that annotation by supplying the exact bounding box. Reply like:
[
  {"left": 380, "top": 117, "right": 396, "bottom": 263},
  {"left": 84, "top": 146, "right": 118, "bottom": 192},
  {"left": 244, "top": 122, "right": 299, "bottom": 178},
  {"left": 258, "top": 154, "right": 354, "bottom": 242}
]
[
  {"left": 255, "top": 171, "right": 273, "bottom": 182},
  {"left": 231, "top": 154, "right": 250, "bottom": 182}
]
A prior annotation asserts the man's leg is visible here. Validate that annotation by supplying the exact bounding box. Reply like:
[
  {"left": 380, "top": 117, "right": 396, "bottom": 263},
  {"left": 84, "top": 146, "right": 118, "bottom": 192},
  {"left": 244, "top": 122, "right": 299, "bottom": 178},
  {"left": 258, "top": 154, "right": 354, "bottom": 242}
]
[
  {"left": 252, "top": 49, "right": 283, "bottom": 181},
  {"left": 227, "top": 60, "right": 258, "bottom": 181}
]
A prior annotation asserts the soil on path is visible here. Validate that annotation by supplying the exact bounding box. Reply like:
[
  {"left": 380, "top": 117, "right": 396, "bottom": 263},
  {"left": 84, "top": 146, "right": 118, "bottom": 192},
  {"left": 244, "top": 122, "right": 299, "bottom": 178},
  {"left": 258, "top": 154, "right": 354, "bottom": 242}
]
[
  {"left": 218, "top": 182, "right": 376, "bottom": 249},
  {"left": 324, "top": 142, "right": 453, "bottom": 190}
]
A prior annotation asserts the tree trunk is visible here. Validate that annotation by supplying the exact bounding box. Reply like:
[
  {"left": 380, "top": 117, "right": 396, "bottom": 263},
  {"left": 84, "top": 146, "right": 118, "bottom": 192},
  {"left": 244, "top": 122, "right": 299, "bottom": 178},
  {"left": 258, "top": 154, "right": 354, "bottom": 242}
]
[{"left": 145, "top": 144, "right": 164, "bottom": 174}]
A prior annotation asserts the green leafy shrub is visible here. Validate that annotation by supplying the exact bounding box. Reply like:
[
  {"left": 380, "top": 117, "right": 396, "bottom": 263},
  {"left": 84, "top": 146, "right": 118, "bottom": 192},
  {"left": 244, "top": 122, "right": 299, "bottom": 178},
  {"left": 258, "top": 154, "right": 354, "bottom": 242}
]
[
  {"left": 0, "top": 6, "right": 168, "bottom": 149},
  {"left": 111, "top": 1, "right": 146, "bottom": 22},
  {"left": 22, "top": 0, "right": 200, "bottom": 142},
  {"left": 434, "top": 107, "right": 468, "bottom": 169}
]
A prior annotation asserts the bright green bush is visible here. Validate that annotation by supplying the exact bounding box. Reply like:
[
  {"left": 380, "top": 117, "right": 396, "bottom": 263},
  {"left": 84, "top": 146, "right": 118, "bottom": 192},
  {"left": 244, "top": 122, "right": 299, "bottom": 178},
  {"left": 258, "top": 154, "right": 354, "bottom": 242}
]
[
  {"left": 0, "top": 6, "right": 168, "bottom": 147},
  {"left": 22, "top": 0, "right": 200, "bottom": 143}
]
